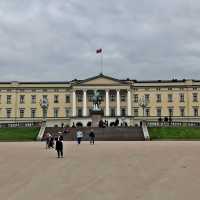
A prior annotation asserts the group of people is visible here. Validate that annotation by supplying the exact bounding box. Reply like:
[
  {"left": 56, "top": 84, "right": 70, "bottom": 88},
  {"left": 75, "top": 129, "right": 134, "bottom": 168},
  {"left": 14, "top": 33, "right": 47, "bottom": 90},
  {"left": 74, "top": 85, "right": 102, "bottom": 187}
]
[
  {"left": 158, "top": 116, "right": 172, "bottom": 125},
  {"left": 45, "top": 133, "right": 64, "bottom": 158},
  {"left": 45, "top": 129, "right": 96, "bottom": 158},
  {"left": 76, "top": 129, "right": 95, "bottom": 145}
]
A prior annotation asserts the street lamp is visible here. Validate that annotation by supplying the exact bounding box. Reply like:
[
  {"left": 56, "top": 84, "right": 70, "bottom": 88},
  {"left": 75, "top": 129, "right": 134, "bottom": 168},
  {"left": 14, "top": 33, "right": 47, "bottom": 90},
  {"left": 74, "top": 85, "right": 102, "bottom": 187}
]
[
  {"left": 138, "top": 96, "right": 149, "bottom": 118},
  {"left": 40, "top": 97, "right": 49, "bottom": 121}
]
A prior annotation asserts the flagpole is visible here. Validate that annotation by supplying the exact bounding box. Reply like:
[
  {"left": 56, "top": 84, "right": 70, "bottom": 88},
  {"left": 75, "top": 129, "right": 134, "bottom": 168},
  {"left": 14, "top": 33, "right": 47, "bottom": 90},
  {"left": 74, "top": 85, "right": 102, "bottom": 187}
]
[
  {"left": 96, "top": 48, "right": 103, "bottom": 74},
  {"left": 101, "top": 52, "right": 103, "bottom": 74}
]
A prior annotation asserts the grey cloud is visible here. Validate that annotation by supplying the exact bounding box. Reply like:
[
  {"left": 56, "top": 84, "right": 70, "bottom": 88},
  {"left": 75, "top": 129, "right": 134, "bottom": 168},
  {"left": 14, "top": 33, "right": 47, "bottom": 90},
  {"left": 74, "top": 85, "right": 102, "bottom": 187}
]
[{"left": 0, "top": 0, "right": 200, "bottom": 81}]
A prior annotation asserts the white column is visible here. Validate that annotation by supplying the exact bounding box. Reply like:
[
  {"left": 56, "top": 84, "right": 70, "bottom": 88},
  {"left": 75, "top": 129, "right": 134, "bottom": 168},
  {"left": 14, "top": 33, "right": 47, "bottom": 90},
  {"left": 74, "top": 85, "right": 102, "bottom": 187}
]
[
  {"left": 105, "top": 90, "right": 109, "bottom": 116},
  {"left": 116, "top": 90, "right": 120, "bottom": 116},
  {"left": 72, "top": 91, "right": 76, "bottom": 117},
  {"left": 83, "top": 90, "right": 87, "bottom": 116},
  {"left": 127, "top": 90, "right": 132, "bottom": 116}
]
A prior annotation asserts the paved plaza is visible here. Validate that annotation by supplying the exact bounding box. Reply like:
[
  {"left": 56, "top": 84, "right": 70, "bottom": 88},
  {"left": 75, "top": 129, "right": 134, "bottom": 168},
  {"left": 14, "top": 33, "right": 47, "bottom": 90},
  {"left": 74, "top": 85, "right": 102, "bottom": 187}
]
[{"left": 1, "top": 141, "right": 200, "bottom": 200}]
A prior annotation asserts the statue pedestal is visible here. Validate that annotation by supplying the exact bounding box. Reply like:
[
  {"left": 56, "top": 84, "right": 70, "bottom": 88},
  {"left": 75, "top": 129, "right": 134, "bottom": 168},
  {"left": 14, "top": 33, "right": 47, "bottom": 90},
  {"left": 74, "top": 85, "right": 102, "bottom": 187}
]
[{"left": 91, "top": 110, "right": 104, "bottom": 127}]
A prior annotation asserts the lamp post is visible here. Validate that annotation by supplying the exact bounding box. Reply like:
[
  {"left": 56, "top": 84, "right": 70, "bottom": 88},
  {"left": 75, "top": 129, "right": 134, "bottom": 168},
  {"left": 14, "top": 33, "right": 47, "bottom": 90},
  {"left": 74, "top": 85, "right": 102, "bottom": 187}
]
[
  {"left": 40, "top": 97, "right": 49, "bottom": 121},
  {"left": 138, "top": 96, "right": 149, "bottom": 118}
]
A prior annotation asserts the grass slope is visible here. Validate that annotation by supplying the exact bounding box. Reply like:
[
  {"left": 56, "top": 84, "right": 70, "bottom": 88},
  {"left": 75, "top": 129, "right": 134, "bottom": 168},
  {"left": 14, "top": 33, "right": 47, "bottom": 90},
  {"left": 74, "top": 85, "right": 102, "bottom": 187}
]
[
  {"left": 0, "top": 127, "right": 39, "bottom": 141},
  {"left": 149, "top": 127, "right": 200, "bottom": 140}
]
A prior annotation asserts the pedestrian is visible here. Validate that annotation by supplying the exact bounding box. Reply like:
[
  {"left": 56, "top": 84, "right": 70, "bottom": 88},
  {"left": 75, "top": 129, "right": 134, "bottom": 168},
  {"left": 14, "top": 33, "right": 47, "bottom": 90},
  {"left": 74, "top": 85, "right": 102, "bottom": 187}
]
[
  {"left": 89, "top": 129, "right": 95, "bottom": 144},
  {"left": 48, "top": 136, "right": 54, "bottom": 149},
  {"left": 76, "top": 129, "right": 83, "bottom": 144},
  {"left": 55, "top": 136, "right": 63, "bottom": 158},
  {"left": 45, "top": 133, "right": 51, "bottom": 149},
  {"left": 59, "top": 135, "right": 63, "bottom": 141}
]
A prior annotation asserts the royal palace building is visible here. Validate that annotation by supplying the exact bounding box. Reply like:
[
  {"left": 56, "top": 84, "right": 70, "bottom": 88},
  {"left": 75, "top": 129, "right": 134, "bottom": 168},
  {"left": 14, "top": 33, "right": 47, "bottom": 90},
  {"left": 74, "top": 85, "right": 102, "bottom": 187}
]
[{"left": 0, "top": 74, "right": 200, "bottom": 127}]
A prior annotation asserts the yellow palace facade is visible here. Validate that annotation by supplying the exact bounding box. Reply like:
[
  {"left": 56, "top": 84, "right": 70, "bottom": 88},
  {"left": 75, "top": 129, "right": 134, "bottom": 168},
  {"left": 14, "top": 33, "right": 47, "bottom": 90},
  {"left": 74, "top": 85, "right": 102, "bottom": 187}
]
[{"left": 0, "top": 74, "right": 200, "bottom": 127}]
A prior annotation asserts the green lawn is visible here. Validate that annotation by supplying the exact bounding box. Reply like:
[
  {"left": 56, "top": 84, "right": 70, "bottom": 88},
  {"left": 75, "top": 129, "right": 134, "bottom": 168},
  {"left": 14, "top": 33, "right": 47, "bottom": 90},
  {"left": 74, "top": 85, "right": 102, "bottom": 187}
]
[
  {"left": 149, "top": 127, "right": 200, "bottom": 140},
  {"left": 0, "top": 127, "right": 40, "bottom": 141}
]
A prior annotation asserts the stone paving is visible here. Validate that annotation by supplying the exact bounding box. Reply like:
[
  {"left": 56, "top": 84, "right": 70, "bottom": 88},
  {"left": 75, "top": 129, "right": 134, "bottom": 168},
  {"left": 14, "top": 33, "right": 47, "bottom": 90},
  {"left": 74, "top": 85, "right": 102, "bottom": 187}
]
[{"left": 0, "top": 141, "right": 200, "bottom": 200}]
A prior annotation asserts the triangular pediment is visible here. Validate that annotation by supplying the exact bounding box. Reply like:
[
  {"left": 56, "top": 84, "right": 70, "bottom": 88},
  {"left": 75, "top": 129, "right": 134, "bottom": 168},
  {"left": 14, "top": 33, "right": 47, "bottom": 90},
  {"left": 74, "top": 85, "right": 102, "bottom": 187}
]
[{"left": 76, "top": 74, "right": 127, "bottom": 86}]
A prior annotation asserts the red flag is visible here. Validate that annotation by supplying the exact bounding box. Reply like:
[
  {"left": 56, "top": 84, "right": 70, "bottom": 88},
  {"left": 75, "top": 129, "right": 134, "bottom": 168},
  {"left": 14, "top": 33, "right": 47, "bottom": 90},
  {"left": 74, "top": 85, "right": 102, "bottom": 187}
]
[{"left": 96, "top": 48, "right": 102, "bottom": 53}]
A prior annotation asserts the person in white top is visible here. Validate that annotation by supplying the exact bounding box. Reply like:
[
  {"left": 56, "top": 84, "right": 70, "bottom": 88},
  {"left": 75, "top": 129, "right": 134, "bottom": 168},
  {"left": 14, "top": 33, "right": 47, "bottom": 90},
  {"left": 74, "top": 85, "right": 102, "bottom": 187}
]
[{"left": 76, "top": 130, "right": 83, "bottom": 144}]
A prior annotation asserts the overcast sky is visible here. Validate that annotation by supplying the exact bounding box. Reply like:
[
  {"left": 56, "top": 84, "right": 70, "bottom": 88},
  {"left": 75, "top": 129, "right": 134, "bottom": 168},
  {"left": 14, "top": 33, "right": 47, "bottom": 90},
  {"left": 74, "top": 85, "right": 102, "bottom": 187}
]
[{"left": 0, "top": 0, "right": 200, "bottom": 81}]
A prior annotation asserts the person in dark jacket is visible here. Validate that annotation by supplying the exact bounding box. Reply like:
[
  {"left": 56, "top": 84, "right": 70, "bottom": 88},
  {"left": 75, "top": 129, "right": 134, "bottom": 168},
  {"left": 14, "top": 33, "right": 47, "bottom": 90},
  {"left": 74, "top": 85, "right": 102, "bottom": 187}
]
[
  {"left": 48, "top": 136, "right": 54, "bottom": 149},
  {"left": 55, "top": 137, "right": 63, "bottom": 158},
  {"left": 89, "top": 129, "right": 95, "bottom": 144}
]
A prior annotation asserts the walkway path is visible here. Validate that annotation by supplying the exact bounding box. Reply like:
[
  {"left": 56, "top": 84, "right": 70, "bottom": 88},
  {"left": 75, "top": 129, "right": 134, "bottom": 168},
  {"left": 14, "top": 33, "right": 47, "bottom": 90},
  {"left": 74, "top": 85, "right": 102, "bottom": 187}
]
[{"left": 0, "top": 141, "right": 200, "bottom": 200}]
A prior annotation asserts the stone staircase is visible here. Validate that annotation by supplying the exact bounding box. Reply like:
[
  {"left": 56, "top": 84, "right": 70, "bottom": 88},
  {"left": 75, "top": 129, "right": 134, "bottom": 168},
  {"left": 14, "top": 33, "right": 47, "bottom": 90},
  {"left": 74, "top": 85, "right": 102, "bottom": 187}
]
[{"left": 43, "top": 127, "right": 145, "bottom": 141}]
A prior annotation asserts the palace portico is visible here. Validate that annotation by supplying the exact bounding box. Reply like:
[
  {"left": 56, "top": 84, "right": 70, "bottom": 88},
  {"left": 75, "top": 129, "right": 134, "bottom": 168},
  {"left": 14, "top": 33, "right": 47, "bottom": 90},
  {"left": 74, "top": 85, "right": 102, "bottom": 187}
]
[
  {"left": 69, "top": 74, "right": 132, "bottom": 126},
  {"left": 71, "top": 89, "right": 132, "bottom": 117}
]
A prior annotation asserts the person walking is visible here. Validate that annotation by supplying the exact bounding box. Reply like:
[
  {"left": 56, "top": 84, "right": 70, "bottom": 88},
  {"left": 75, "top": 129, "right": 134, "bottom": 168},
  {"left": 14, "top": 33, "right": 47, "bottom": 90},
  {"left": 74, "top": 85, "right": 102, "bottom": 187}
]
[
  {"left": 48, "top": 136, "right": 54, "bottom": 149},
  {"left": 55, "top": 136, "right": 63, "bottom": 158},
  {"left": 89, "top": 129, "right": 95, "bottom": 144},
  {"left": 76, "top": 130, "right": 83, "bottom": 144},
  {"left": 45, "top": 133, "right": 51, "bottom": 149}
]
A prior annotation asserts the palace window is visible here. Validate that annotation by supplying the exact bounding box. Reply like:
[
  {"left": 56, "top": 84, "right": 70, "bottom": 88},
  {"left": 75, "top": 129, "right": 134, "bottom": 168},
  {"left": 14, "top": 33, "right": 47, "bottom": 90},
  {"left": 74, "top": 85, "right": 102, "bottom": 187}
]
[
  {"left": 179, "top": 93, "right": 184, "bottom": 102},
  {"left": 7, "top": 95, "right": 12, "bottom": 104},
  {"left": 43, "top": 95, "right": 48, "bottom": 100},
  {"left": 193, "top": 107, "right": 198, "bottom": 117},
  {"left": 19, "top": 108, "right": 25, "bottom": 118},
  {"left": 31, "top": 95, "right": 36, "bottom": 104},
  {"left": 156, "top": 94, "right": 161, "bottom": 103},
  {"left": 157, "top": 107, "right": 162, "bottom": 117},
  {"left": 133, "top": 94, "right": 138, "bottom": 103},
  {"left": 77, "top": 108, "right": 82, "bottom": 117},
  {"left": 121, "top": 108, "right": 126, "bottom": 116},
  {"left": 110, "top": 108, "right": 116, "bottom": 117},
  {"left": 20, "top": 95, "right": 25, "bottom": 104},
  {"left": 110, "top": 94, "right": 116, "bottom": 102},
  {"left": 31, "top": 108, "right": 36, "bottom": 118},
  {"left": 180, "top": 107, "right": 185, "bottom": 117},
  {"left": 65, "top": 95, "right": 70, "bottom": 103},
  {"left": 145, "top": 94, "right": 150, "bottom": 103},
  {"left": 77, "top": 94, "right": 82, "bottom": 102},
  {"left": 54, "top": 95, "right": 59, "bottom": 103},
  {"left": 145, "top": 108, "right": 150, "bottom": 117},
  {"left": 65, "top": 108, "right": 71, "bottom": 117},
  {"left": 168, "top": 107, "right": 173, "bottom": 117},
  {"left": 193, "top": 93, "right": 198, "bottom": 102},
  {"left": 168, "top": 94, "right": 173, "bottom": 103},
  {"left": 6, "top": 108, "right": 12, "bottom": 118},
  {"left": 53, "top": 108, "right": 59, "bottom": 118},
  {"left": 134, "top": 108, "right": 139, "bottom": 117},
  {"left": 121, "top": 94, "right": 126, "bottom": 102},
  {"left": 88, "top": 95, "right": 93, "bottom": 102}
]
